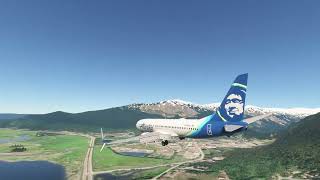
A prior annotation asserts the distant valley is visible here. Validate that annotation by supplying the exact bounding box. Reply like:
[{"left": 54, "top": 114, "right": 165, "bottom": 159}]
[{"left": 0, "top": 114, "right": 27, "bottom": 120}]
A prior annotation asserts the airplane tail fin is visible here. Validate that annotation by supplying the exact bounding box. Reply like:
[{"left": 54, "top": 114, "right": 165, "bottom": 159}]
[
  {"left": 101, "top": 128, "right": 104, "bottom": 140},
  {"left": 213, "top": 73, "right": 248, "bottom": 122}
]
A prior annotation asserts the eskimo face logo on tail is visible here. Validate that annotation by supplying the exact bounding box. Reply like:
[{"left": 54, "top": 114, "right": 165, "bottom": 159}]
[{"left": 224, "top": 94, "right": 244, "bottom": 118}]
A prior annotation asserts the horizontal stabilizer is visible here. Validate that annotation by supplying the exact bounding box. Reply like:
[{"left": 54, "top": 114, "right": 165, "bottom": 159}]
[
  {"left": 224, "top": 124, "right": 244, "bottom": 132},
  {"left": 243, "top": 113, "right": 272, "bottom": 124}
]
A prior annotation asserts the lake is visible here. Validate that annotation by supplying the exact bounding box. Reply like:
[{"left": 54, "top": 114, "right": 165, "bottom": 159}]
[
  {"left": 117, "top": 151, "right": 150, "bottom": 157},
  {"left": 0, "top": 161, "right": 66, "bottom": 180},
  {"left": 0, "top": 134, "right": 31, "bottom": 144}
]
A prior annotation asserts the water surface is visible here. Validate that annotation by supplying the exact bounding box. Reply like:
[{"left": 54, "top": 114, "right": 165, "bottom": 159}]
[
  {"left": 117, "top": 151, "right": 150, "bottom": 157},
  {"left": 0, "top": 161, "right": 66, "bottom": 180}
]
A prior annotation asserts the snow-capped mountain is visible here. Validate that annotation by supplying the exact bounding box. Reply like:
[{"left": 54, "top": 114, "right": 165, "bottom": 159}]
[
  {"left": 128, "top": 99, "right": 320, "bottom": 137},
  {"left": 129, "top": 99, "right": 211, "bottom": 118},
  {"left": 129, "top": 99, "right": 320, "bottom": 118}
]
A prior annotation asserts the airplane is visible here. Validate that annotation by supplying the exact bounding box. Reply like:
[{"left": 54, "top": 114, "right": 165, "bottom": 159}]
[{"left": 100, "top": 73, "right": 271, "bottom": 151}]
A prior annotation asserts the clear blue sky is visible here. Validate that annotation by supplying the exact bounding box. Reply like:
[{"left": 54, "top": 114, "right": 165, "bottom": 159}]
[{"left": 0, "top": 0, "right": 319, "bottom": 113}]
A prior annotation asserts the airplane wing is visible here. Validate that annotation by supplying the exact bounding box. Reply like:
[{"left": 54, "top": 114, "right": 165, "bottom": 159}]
[
  {"left": 224, "top": 113, "right": 273, "bottom": 132},
  {"left": 243, "top": 113, "right": 273, "bottom": 124},
  {"left": 139, "top": 129, "right": 178, "bottom": 143},
  {"left": 105, "top": 136, "right": 140, "bottom": 145},
  {"left": 224, "top": 124, "right": 244, "bottom": 132},
  {"left": 100, "top": 128, "right": 178, "bottom": 152}
]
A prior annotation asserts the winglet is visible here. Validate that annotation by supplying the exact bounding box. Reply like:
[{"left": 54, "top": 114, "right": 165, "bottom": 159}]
[
  {"left": 100, "top": 143, "right": 106, "bottom": 152},
  {"left": 100, "top": 128, "right": 106, "bottom": 152}
]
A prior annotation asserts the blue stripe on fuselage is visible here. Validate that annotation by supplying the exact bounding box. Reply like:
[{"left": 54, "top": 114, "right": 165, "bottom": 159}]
[{"left": 187, "top": 114, "right": 248, "bottom": 138}]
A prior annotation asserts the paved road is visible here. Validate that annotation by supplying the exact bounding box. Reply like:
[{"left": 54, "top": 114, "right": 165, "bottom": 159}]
[
  {"left": 151, "top": 142, "right": 205, "bottom": 180},
  {"left": 82, "top": 136, "right": 95, "bottom": 180},
  {"left": 93, "top": 164, "right": 172, "bottom": 175}
]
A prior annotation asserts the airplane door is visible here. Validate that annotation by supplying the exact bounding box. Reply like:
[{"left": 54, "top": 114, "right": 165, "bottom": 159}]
[{"left": 207, "top": 124, "right": 212, "bottom": 136}]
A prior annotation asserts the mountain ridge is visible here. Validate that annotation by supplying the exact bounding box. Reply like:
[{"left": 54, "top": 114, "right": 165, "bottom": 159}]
[
  {"left": 208, "top": 112, "right": 320, "bottom": 179},
  {"left": 129, "top": 99, "right": 320, "bottom": 118},
  {"left": 0, "top": 100, "right": 319, "bottom": 136},
  {"left": 0, "top": 113, "right": 27, "bottom": 120}
]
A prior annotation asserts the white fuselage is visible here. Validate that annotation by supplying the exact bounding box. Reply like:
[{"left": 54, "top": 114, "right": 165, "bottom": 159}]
[{"left": 136, "top": 118, "right": 202, "bottom": 137}]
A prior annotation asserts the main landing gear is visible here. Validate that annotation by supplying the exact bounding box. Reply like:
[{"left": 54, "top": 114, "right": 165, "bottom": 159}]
[{"left": 161, "top": 140, "right": 169, "bottom": 146}]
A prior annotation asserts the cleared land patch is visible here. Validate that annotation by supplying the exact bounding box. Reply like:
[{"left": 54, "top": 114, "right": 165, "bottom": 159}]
[{"left": 93, "top": 146, "right": 183, "bottom": 171}]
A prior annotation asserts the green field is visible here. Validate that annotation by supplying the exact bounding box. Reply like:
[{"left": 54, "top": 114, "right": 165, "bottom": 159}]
[
  {"left": 0, "top": 128, "right": 88, "bottom": 179},
  {"left": 93, "top": 146, "right": 182, "bottom": 171},
  {"left": 132, "top": 166, "right": 168, "bottom": 179}
]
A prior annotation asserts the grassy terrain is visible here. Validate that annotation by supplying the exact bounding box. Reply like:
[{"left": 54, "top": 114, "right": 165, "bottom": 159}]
[
  {"left": 99, "top": 166, "right": 170, "bottom": 180},
  {"left": 203, "top": 147, "right": 232, "bottom": 158},
  {"left": 0, "top": 128, "right": 88, "bottom": 179},
  {"left": 35, "top": 134, "right": 88, "bottom": 176},
  {"left": 93, "top": 146, "right": 182, "bottom": 171},
  {"left": 131, "top": 166, "right": 169, "bottom": 179}
]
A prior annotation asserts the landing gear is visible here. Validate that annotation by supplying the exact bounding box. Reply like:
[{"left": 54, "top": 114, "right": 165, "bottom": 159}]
[
  {"left": 161, "top": 140, "right": 169, "bottom": 146},
  {"left": 179, "top": 137, "right": 185, "bottom": 140}
]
